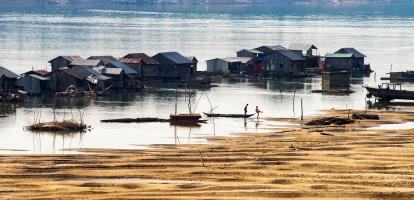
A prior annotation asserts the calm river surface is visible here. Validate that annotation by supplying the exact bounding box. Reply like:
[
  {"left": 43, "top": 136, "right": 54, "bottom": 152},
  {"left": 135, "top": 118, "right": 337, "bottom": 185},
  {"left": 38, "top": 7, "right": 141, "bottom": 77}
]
[{"left": 0, "top": 1, "right": 414, "bottom": 154}]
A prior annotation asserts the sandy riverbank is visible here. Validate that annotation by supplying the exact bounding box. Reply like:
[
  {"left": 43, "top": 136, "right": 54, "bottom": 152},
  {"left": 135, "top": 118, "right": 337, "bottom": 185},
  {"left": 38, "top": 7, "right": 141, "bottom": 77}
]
[{"left": 1, "top": 109, "right": 414, "bottom": 199}]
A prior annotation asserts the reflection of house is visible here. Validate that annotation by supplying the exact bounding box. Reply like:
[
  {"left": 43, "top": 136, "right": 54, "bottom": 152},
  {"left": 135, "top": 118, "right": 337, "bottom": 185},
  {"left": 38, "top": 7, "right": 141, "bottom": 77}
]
[
  {"left": 321, "top": 70, "right": 351, "bottom": 91},
  {"left": 0, "top": 66, "right": 19, "bottom": 91},
  {"left": 335, "top": 48, "right": 367, "bottom": 70},
  {"left": 269, "top": 50, "right": 305, "bottom": 77},
  {"left": 206, "top": 57, "right": 253, "bottom": 74},
  {"left": 289, "top": 44, "right": 320, "bottom": 68},
  {"left": 152, "top": 52, "right": 194, "bottom": 80},
  {"left": 119, "top": 53, "right": 160, "bottom": 78},
  {"left": 48, "top": 55, "right": 82, "bottom": 71},
  {"left": 47, "top": 67, "right": 87, "bottom": 92}
]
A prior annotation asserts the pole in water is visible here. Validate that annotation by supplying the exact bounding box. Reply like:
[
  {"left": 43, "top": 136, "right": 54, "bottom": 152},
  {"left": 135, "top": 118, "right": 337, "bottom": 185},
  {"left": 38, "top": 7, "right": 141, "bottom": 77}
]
[
  {"left": 300, "top": 98, "right": 303, "bottom": 121},
  {"left": 175, "top": 87, "right": 178, "bottom": 115},
  {"left": 292, "top": 88, "right": 296, "bottom": 118}
]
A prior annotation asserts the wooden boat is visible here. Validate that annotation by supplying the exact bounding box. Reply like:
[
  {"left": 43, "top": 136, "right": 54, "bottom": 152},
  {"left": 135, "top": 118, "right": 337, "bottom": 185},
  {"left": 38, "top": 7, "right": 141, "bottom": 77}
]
[
  {"left": 364, "top": 83, "right": 414, "bottom": 101},
  {"left": 203, "top": 112, "right": 255, "bottom": 118},
  {"left": 101, "top": 117, "right": 169, "bottom": 123},
  {"left": 170, "top": 114, "right": 202, "bottom": 122}
]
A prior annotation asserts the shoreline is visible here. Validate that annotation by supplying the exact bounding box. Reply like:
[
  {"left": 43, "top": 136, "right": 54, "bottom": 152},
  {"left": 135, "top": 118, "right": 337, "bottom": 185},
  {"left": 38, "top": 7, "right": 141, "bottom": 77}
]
[{"left": 1, "top": 109, "right": 414, "bottom": 199}]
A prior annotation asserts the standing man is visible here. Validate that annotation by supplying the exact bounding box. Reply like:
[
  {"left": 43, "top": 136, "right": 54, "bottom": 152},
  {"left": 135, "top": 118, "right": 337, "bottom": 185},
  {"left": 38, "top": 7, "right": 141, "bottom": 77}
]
[
  {"left": 244, "top": 104, "right": 249, "bottom": 116},
  {"left": 255, "top": 106, "right": 263, "bottom": 118}
]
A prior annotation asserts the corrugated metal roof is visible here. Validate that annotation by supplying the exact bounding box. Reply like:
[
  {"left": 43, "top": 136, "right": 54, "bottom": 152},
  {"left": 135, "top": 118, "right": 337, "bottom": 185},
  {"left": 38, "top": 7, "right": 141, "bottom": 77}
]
[
  {"left": 336, "top": 48, "right": 366, "bottom": 58},
  {"left": 277, "top": 50, "right": 305, "bottom": 61},
  {"left": 49, "top": 55, "right": 82, "bottom": 63},
  {"left": 268, "top": 45, "right": 287, "bottom": 51},
  {"left": 254, "top": 45, "right": 287, "bottom": 55},
  {"left": 87, "top": 56, "right": 117, "bottom": 61},
  {"left": 186, "top": 56, "right": 198, "bottom": 62},
  {"left": 70, "top": 59, "right": 102, "bottom": 66},
  {"left": 101, "top": 67, "right": 124, "bottom": 75},
  {"left": 59, "top": 67, "right": 87, "bottom": 80},
  {"left": 123, "top": 53, "right": 159, "bottom": 65},
  {"left": 325, "top": 53, "right": 354, "bottom": 58},
  {"left": 157, "top": 52, "right": 193, "bottom": 64},
  {"left": 289, "top": 44, "right": 318, "bottom": 51},
  {"left": 0, "top": 66, "right": 19, "bottom": 79},
  {"left": 73, "top": 66, "right": 111, "bottom": 81},
  {"left": 108, "top": 62, "right": 138, "bottom": 75},
  {"left": 32, "top": 70, "right": 49, "bottom": 76},
  {"left": 237, "top": 49, "right": 263, "bottom": 54},
  {"left": 118, "top": 57, "right": 141, "bottom": 64},
  {"left": 222, "top": 57, "right": 253, "bottom": 63},
  {"left": 28, "top": 74, "right": 49, "bottom": 81},
  {"left": 88, "top": 56, "right": 118, "bottom": 65}
]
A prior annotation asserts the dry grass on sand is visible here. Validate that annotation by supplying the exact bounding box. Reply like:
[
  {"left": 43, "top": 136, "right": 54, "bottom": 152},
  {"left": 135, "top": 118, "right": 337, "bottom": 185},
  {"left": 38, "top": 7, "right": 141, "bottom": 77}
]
[
  {"left": 2, "top": 109, "right": 414, "bottom": 199},
  {"left": 25, "top": 120, "right": 87, "bottom": 132}
]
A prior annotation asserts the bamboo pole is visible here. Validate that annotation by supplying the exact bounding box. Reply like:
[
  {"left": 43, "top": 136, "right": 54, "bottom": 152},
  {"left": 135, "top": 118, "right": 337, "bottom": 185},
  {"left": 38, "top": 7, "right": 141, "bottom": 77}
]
[{"left": 301, "top": 98, "right": 303, "bottom": 121}]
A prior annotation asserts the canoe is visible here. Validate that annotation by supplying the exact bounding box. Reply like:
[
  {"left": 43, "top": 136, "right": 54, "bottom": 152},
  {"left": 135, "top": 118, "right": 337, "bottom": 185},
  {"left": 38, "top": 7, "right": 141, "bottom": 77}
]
[
  {"left": 101, "top": 118, "right": 169, "bottom": 123},
  {"left": 203, "top": 112, "right": 255, "bottom": 118},
  {"left": 101, "top": 115, "right": 206, "bottom": 125}
]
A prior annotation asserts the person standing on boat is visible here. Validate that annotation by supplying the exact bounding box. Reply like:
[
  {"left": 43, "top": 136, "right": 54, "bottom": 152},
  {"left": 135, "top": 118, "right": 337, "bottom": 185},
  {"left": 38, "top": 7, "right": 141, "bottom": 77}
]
[
  {"left": 244, "top": 104, "right": 249, "bottom": 116},
  {"left": 255, "top": 106, "right": 263, "bottom": 118}
]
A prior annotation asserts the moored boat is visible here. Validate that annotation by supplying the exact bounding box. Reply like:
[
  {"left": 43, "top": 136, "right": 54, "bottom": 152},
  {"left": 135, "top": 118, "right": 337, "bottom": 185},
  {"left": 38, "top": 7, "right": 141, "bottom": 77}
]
[
  {"left": 364, "top": 83, "right": 414, "bottom": 101},
  {"left": 170, "top": 113, "right": 202, "bottom": 122}
]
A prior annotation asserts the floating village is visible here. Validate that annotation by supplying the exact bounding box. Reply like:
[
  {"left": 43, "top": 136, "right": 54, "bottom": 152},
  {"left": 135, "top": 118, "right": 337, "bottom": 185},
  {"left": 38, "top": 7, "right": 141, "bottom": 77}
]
[{"left": 1, "top": 43, "right": 413, "bottom": 131}]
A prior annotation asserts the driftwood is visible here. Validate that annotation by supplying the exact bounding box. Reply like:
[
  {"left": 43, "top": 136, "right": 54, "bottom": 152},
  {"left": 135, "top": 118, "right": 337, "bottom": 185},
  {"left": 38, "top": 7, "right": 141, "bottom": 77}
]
[
  {"left": 306, "top": 117, "right": 354, "bottom": 126},
  {"left": 352, "top": 113, "right": 380, "bottom": 120}
]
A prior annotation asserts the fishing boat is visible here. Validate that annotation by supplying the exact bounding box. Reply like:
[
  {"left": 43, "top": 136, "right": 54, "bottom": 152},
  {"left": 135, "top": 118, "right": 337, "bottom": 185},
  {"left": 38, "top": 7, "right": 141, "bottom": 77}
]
[
  {"left": 203, "top": 112, "right": 255, "bottom": 118},
  {"left": 169, "top": 89, "right": 206, "bottom": 125},
  {"left": 364, "top": 83, "right": 414, "bottom": 101},
  {"left": 381, "top": 71, "right": 414, "bottom": 82},
  {"left": 169, "top": 114, "right": 206, "bottom": 125}
]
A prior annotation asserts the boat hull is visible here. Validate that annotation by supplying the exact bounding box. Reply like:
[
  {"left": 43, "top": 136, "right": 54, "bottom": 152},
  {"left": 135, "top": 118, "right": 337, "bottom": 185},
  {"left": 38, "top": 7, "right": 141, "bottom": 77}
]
[
  {"left": 203, "top": 112, "right": 255, "bottom": 118},
  {"left": 365, "top": 86, "right": 414, "bottom": 101}
]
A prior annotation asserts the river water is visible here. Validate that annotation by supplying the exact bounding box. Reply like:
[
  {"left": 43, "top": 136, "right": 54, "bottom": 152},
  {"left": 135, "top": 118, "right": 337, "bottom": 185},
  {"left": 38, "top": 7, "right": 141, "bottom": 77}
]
[{"left": 0, "top": 1, "right": 414, "bottom": 154}]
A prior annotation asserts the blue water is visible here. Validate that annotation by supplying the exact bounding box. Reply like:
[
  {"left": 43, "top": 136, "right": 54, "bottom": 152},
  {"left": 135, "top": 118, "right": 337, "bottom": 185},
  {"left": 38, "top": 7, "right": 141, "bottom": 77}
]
[
  {"left": 0, "top": 1, "right": 414, "bottom": 154},
  {"left": 1, "top": 2, "right": 414, "bottom": 75}
]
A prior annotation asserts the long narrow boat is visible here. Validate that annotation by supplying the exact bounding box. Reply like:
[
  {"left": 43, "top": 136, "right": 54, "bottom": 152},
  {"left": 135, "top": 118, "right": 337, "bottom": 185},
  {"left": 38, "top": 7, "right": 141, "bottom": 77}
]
[
  {"left": 203, "top": 112, "right": 255, "bottom": 118},
  {"left": 364, "top": 83, "right": 414, "bottom": 101}
]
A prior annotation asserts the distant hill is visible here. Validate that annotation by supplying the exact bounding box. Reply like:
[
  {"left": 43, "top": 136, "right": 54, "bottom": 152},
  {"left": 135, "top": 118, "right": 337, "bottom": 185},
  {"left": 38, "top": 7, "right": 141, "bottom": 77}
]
[{"left": 0, "top": 0, "right": 407, "bottom": 5}]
